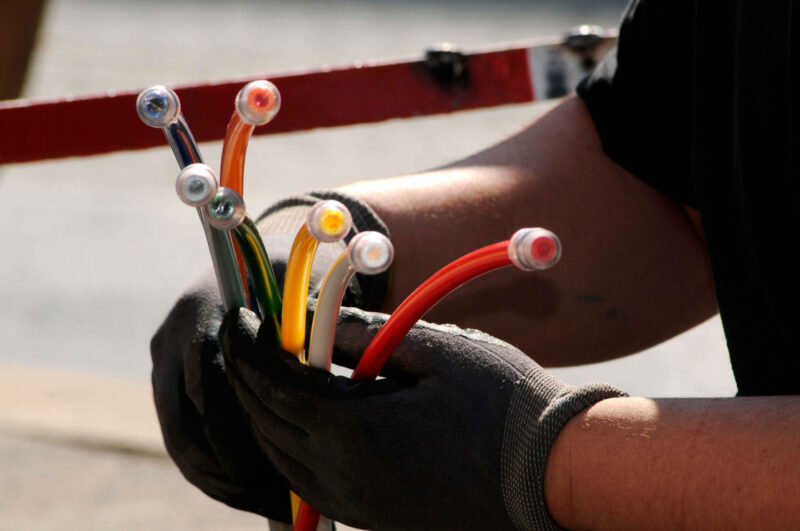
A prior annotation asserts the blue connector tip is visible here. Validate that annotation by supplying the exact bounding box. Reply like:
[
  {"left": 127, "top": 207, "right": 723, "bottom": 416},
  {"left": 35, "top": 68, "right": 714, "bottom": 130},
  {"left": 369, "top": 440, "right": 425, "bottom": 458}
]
[{"left": 136, "top": 85, "right": 180, "bottom": 128}]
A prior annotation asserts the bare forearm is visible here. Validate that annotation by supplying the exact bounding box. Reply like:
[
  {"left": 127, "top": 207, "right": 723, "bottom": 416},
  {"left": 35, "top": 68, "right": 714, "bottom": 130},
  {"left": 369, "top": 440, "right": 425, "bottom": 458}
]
[
  {"left": 545, "top": 396, "right": 800, "bottom": 530},
  {"left": 341, "top": 97, "right": 716, "bottom": 366}
]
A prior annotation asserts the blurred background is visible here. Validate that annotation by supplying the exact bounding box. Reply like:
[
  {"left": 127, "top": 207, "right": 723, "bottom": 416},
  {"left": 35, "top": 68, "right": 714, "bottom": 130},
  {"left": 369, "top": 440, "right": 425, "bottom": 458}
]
[{"left": 0, "top": 0, "right": 735, "bottom": 529}]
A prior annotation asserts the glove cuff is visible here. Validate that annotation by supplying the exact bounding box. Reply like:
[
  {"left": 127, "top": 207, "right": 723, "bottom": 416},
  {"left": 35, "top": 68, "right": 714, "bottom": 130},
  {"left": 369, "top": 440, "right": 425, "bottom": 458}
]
[
  {"left": 256, "top": 190, "right": 392, "bottom": 311},
  {"left": 501, "top": 370, "right": 626, "bottom": 530}
]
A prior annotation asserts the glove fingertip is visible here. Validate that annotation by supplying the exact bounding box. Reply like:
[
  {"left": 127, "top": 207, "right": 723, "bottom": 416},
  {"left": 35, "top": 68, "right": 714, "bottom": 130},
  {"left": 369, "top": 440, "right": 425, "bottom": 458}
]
[{"left": 220, "top": 307, "right": 261, "bottom": 358}]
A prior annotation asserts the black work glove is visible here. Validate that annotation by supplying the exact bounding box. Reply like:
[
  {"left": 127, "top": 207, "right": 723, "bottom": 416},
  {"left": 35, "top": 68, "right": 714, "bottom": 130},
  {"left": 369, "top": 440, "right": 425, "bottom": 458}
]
[
  {"left": 150, "top": 190, "right": 390, "bottom": 521},
  {"left": 150, "top": 274, "right": 292, "bottom": 521},
  {"left": 220, "top": 306, "right": 626, "bottom": 531}
]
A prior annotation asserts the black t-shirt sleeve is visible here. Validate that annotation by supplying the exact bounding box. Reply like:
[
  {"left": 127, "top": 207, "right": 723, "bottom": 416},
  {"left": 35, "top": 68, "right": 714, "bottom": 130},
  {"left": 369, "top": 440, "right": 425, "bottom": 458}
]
[{"left": 577, "top": 0, "right": 697, "bottom": 206}]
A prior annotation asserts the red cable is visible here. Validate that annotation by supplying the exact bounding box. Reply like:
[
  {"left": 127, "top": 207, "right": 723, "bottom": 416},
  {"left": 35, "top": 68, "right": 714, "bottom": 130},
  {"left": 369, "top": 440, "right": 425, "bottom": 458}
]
[
  {"left": 352, "top": 241, "right": 511, "bottom": 381},
  {"left": 295, "top": 501, "right": 321, "bottom": 531}
]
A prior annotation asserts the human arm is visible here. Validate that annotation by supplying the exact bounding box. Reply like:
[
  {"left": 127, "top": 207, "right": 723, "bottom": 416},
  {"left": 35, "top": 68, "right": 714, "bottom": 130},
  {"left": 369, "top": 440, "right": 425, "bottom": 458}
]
[
  {"left": 219, "top": 305, "right": 627, "bottom": 531},
  {"left": 545, "top": 395, "right": 800, "bottom": 530},
  {"left": 341, "top": 95, "right": 717, "bottom": 366},
  {"left": 215, "top": 303, "right": 800, "bottom": 531}
]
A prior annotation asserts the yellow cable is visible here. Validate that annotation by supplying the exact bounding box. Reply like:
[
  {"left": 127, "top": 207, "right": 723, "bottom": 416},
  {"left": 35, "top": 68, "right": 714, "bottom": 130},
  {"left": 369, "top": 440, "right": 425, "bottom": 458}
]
[
  {"left": 281, "top": 225, "right": 319, "bottom": 362},
  {"left": 280, "top": 225, "right": 319, "bottom": 524},
  {"left": 281, "top": 226, "right": 318, "bottom": 524},
  {"left": 291, "top": 492, "right": 302, "bottom": 523},
  {"left": 280, "top": 202, "right": 351, "bottom": 526}
]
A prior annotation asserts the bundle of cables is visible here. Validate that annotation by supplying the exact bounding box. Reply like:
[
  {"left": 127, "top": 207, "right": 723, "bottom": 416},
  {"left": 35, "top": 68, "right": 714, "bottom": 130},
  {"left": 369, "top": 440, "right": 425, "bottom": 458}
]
[{"left": 137, "top": 82, "right": 561, "bottom": 531}]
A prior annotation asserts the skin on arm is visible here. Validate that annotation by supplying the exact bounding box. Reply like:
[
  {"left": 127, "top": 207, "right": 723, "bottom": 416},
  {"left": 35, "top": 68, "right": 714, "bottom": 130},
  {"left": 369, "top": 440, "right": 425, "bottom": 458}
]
[
  {"left": 342, "top": 98, "right": 800, "bottom": 529},
  {"left": 346, "top": 99, "right": 800, "bottom": 529},
  {"left": 340, "top": 97, "right": 800, "bottom": 530},
  {"left": 341, "top": 95, "right": 717, "bottom": 367},
  {"left": 545, "top": 396, "right": 800, "bottom": 530}
]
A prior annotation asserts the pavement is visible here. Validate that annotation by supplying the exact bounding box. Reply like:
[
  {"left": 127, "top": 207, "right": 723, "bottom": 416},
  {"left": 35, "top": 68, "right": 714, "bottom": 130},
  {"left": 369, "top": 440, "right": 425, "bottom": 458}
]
[
  {"left": 0, "top": 364, "right": 273, "bottom": 530},
  {"left": 0, "top": 363, "right": 368, "bottom": 529}
]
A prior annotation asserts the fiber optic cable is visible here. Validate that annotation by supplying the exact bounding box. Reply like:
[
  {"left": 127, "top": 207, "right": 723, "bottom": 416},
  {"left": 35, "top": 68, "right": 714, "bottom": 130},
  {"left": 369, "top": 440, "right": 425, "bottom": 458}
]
[
  {"left": 232, "top": 217, "right": 283, "bottom": 342},
  {"left": 220, "top": 80, "right": 281, "bottom": 301},
  {"left": 281, "top": 200, "right": 352, "bottom": 362},
  {"left": 352, "top": 227, "right": 561, "bottom": 381},
  {"left": 204, "top": 187, "right": 282, "bottom": 341},
  {"left": 136, "top": 86, "right": 246, "bottom": 310},
  {"left": 307, "top": 232, "right": 394, "bottom": 370},
  {"left": 221, "top": 80, "right": 281, "bottom": 194},
  {"left": 206, "top": 187, "right": 293, "bottom": 531}
]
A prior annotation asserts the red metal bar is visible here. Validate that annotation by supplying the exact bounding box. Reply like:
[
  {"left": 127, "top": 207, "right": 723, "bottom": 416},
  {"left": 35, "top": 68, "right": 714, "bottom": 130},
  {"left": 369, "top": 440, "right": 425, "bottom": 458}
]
[{"left": 0, "top": 48, "right": 532, "bottom": 164}]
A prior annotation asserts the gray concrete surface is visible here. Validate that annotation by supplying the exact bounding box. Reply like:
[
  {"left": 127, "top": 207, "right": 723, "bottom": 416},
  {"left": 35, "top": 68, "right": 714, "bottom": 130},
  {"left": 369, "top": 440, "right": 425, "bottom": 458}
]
[
  {"left": 0, "top": 433, "right": 268, "bottom": 530},
  {"left": 0, "top": 0, "right": 738, "bottom": 529},
  {"left": 0, "top": 364, "right": 361, "bottom": 530}
]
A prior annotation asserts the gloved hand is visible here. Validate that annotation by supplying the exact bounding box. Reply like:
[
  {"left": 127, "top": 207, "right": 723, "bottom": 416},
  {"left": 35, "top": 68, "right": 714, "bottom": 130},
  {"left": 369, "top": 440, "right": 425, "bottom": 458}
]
[
  {"left": 150, "top": 274, "right": 292, "bottom": 522},
  {"left": 219, "top": 306, "right": 626, "bottom": 531},
  {"left": 150, "top": 189, "right": 390, "bottom": 521}
]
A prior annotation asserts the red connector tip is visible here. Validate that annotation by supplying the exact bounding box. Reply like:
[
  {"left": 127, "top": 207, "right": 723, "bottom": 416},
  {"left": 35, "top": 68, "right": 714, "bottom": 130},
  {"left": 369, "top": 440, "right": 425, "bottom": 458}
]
[
  {"left": 508, "top": 227, "right": 561, "bottom": 271},
  {"left": 530, "top": 235, "right": 557, "bottom": 264},
  {"left": 235, "top": 80, "right": 281, "bottom": 125},
  {"left": 248, "top": 85, "right": 277, "bottom": 113}
]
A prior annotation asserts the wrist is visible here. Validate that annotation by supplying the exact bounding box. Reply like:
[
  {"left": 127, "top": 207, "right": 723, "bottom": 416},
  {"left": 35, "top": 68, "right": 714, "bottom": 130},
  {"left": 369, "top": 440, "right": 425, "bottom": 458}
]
[
  {"left": 543, "top": 402, "right": 578, "bottom": 530},
  {"left": 544, "top": 398, "right": 619, "bottom": 531},
  {"left": 501, "top": 371, "right": 626, "bottom": 530},
  {"left": 544, "top": 396, "right": 669, "bottom": 531}
]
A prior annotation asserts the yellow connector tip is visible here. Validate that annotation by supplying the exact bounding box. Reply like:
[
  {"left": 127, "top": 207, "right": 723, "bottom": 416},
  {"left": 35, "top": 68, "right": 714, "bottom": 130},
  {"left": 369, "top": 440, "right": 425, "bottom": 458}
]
[
  {"left": 306, "top": 200, "right": 353, "bottom": 242},
  {"left": 318, "top": 208, "right": 346, "bottom": 235}
]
